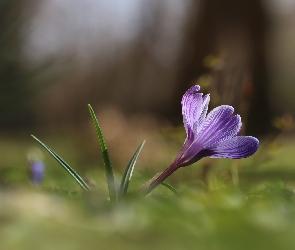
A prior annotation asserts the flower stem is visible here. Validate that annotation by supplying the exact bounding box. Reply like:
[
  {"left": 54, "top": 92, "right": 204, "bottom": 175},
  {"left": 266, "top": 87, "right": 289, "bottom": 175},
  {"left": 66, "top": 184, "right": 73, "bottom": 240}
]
[{"left": 143, "top": 163, "right": 179, "bottom": 195}]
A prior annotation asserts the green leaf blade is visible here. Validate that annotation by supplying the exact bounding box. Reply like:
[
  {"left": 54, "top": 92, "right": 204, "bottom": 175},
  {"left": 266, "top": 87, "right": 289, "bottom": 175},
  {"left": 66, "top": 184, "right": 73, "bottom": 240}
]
[
  {"left": 119, "top": 140, "right": 145, "bottom": 200},
  {"left": 31, "top": 135, "right": 90, "bottom": 191},
  {"left": 88, "top": 104, "right": 116, "bottom": 203},
  {"left": 160, "top": 182, "right": 180, "bottom": 196}
]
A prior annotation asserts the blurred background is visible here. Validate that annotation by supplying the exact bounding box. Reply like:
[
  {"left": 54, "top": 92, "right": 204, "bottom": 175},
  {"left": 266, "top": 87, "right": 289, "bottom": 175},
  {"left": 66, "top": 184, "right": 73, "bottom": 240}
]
[
  {"left": 2, "top": 1, "right": 295, "bottom": 249},
  {"left": 1, "top": 0, "right": 295, "bottom": 187}
]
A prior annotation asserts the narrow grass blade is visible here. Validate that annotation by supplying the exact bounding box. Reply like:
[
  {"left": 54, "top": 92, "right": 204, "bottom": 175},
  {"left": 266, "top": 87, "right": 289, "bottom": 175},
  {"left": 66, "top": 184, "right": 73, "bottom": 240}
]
[
  {"left": 88, "top": 104, "right": 116, "bottom": 202},
  {"left": 160, "top": 182, "right": 180, "bottom": 196},
  {"left": 31, "top": 135, "right": 90, "bottom": 191},
  {"left": 119, "top": 140, "right": 145, "bottom": 199}
]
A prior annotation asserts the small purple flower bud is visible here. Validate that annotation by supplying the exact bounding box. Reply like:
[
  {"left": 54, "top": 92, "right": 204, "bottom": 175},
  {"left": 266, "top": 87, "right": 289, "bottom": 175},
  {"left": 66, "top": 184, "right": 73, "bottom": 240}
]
[{"left": 30, "top": 160, "right": 45, "bottom": 185}]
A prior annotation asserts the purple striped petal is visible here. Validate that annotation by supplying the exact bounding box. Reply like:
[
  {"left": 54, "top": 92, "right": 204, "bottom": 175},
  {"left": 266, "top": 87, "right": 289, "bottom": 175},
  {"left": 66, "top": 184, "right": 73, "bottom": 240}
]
[
  {"left": 196, "top": 94, "right": 210, "bottom": 131},
  {"left": 206, "top": 136, "right": 259, "bottom": 159},
  {"left": 177, "top": 140, "right": 204, "bottom": 167},
  {"left": 202, "top": 114, "right": 242, "bottom": 146},
  {"left": 182, "top": 85, "right": 203, "bottom": 139},
  {"left": 197, "top": 105, "right": 241, "bottom": 146}
]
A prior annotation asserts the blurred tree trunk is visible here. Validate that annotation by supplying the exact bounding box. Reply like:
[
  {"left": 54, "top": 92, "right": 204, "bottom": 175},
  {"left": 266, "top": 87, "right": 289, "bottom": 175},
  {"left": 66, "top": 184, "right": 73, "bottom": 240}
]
[
  {"left": 169, "top": 0, "right": 271, "bottom": 136},
  {"left": 0, "top": 0, "right": 38, "bottom": 128}
]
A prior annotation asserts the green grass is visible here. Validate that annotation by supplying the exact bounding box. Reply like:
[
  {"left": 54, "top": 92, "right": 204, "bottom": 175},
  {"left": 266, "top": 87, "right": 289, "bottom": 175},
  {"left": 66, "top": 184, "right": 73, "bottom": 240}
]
[
  {"left": 1, "top": 185, "right": 295, "bottom": 250},
  {"left": 1, "top": 131, "right": 295, "bottom": 249}
]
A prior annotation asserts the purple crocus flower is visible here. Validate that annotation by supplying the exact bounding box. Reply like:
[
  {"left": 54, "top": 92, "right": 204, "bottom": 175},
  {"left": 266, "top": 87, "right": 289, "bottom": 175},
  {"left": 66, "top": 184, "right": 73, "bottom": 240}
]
[
  {"left": 30, "top": 160, "right": 45, "bottom": 185},
  {"left": 146, "top": 85, "right": 259, "bottom": 194}
]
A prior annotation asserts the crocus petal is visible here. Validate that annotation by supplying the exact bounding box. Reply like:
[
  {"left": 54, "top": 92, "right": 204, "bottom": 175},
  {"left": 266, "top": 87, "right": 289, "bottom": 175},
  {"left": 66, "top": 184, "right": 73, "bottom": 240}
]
[
  {"left": 197, "top": 105, "right": 240, "bottom": 146},
  {"left": 206, "top": 136, "right": 259, "bottom": 159},
  {"left": 196, "top": 94, "right": 210, "bottom": 131},
  {"left": 182, "top": 85, "right": 204, "bottom": 139},
  {"left": 203, "top": 114, "right": 242, "bottom": 146},
  {"left": 179, "top": 141, "right": 202, "bottom": 165}
]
